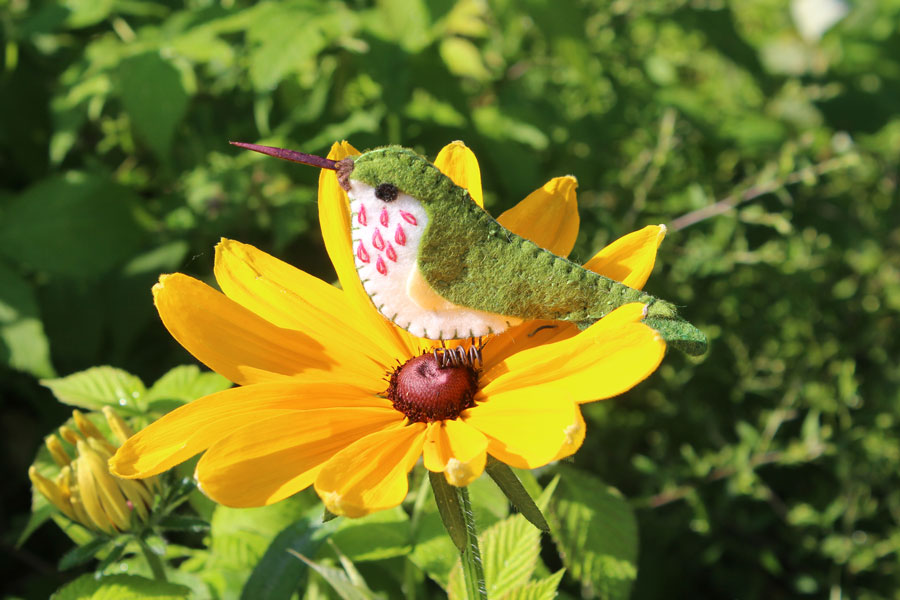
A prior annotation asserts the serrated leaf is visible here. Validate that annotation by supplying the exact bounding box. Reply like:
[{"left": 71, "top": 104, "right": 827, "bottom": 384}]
[
  {"left": 0, "top": 260, "right": 55, "bottom": 377},
  {"left": 58, "top": 537, "right": 111, "bottom": 570},
  {"left": 0, "top": 173, "right": 144, "bottom": 279},
  {"left": 50, "top": 573, "right": 190, "bottom": 600},
  {"left": 499, "top": 569, "right": 565, "bottom": 600},
  {"left": 145, "top": 365, "right": 231, "bottom": 405},
  {"left": 241, "top": 512, "right": 338, "bottom": 600},
  {"left": 41, "top": 366, "right": 147, "bottom": 412},
  {"left": 449, "top": 511, "right": 542, "bottom": 600},
  {"left": 548, "top": 465, "right": 638, "bottom": 600},
  {"left": 118, "top": 52, "right": 190, "bottom": 159}
]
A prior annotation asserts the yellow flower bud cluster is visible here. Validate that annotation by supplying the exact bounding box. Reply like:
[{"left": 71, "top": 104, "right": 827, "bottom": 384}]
[{"left": 29, "top": 407, "right": 158, "bottom": 534}]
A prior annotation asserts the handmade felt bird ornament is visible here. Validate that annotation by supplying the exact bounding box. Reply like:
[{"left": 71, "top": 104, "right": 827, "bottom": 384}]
[{"left": 231, "top": 142, "right": 707, "bottom": 355}]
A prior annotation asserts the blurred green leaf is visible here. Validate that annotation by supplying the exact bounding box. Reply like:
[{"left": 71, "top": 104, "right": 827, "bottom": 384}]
[
  {"left": 0, "top": 261, "right": 54, "bottom": 377},
  {"left": 58, "top": 537, "right": 110, "bottom": 571},
  {"left": 118, "top": 52, "right": 190, "bottom": 160},
  {"left": 0, "top": 173, "right": 144, "bottom": 279},
  {"left": 50, "top": 573, "right": 190, "bottom": 600}
]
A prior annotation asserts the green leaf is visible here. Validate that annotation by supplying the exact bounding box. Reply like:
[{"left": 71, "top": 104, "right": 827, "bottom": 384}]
[
  {"left": 59, "top": 0, "right": 116, "bottom": 28},
  {"left": 118, "top": 52, "right": 190, "bottom": 159},
  {"left": 499, "top": 569, "right": 565, "bottom": 600},
  {"left": 288, "top": 551, "right": 379, "bottom": 600},
  {"left": 241, "top": 512, "right": 339, "bottom": 600},
  {"left": 41, "top": 366, "right": 147, "bottom": 412},
  {"left": 209, "top": 494, "right": 317, "bottom": 571},
  {"left": 329, "top": 506, "right": 411, "bottom": 562},
  {"left": 484, "top": 457, "right": 549, "bottom": 532},
  {"left": 449, "top": 510, "right": 543, "bottom": 599},
  {"left": 58, "top": 537, "right": 111, "bottom": 570},
  {"left": 156, "top": 515, "right": 210, "bottom": 533},
  {"left": 246, "top": 5, "right": 334, "bottom": 91},
  {"left": 548, "top": 465, "right": 638, "bottom": 600},
  {"left": 439, "top": 37, "right": 491, "bottom": 81},
  {"left": 145, "top": 365, "right": 231, "bottom": 405},
  {"left": 0, "top": 261, "right": 54, "bottom": 377},
  {"left": 411, "top": 474, "right": 509, "bottom": 587},
  {"left": 50, "top": 573, "right": 190, "bottom": 600},
  {"left": 428, "top": 471, "right": 467, "bottom": 553},
  {"left": 17, "top": 503, "right": 56, "bottom": 546},
  {"left": 0, "top": 173, "right": 144, "bottom": 279}
]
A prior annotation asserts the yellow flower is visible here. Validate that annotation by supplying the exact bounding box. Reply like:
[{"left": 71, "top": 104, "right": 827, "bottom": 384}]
[
  {"left": 30, "top": 408, "right": 157, "bottom": 534},
  {"left": 110, "top": 141, "right": 667, "bottom": 518}
]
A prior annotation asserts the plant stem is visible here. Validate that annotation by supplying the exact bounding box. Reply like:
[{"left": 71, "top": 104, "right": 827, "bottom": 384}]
[
  {"left": 428, "top": 473, "right": 486, "bottom": 600},
  {"left": 457, "top": 486, "right": 487, "bottom": 600},
  {"left": 137, "top": 536, "right": 167, "bottom": 582}
]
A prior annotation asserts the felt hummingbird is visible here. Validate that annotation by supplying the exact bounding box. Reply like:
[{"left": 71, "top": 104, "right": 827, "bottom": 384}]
[{"left": 231, "top": 142, "right": 707, "bottom": 355}]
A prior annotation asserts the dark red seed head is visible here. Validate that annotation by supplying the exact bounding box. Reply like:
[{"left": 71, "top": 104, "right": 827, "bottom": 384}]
[{"left": 387, "top": 353, "right": 478, "bottom": 423}]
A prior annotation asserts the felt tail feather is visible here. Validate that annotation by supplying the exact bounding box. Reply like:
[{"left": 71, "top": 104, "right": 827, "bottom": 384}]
[{"left": 642, "top": 316, "right": 708, "bottom": 356}]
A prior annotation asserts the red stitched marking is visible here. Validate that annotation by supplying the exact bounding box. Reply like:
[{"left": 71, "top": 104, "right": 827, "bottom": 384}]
[
  {"left": 394, "top": 225, "right": 406, "bottom": 246},
  {"left": 356, "top": 243, "right": 370, "bottom": 263},
  {"left": 376, "top": 256, "right": 387, "bottom": 275},
  {"left": 372, "top": 229, "right": 385, "bottom": 251},
  {"left": 358, "top": 204, "right": 367, "bottom": 226},
  {"left": 386, "top": 243, "right": 397, "bottom": 262},
  {"left": 380, "top": 207, "right": 389, "bottom": 227},
  {"left": 400, "top": 211, "right": 417, "bottom": 225}
]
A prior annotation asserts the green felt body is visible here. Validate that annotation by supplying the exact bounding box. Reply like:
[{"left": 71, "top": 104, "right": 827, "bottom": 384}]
[{"left": 351, "top": 146, "right": 707, "bottom": 355}]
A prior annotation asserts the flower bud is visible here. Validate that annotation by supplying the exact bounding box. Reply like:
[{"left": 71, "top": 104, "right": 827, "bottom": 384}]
[{"left": 29, "top": 408, "right": 158, "bottom": 534}]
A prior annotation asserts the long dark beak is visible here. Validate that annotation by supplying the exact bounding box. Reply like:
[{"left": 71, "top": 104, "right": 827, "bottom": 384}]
[{"left": 229, "top": 141, "right": 338, "bottom": 170}]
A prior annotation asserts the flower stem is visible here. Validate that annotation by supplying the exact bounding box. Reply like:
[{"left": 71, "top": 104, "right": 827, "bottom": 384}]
[
  {"left": 136, "top": 536, "right": 167, "bottom": 582},
  {"left": 457, "top": 485, "right": 487, "bottom": 600},
  {"left": 428, "top": 472, "right": 486, "bottom": 600}
]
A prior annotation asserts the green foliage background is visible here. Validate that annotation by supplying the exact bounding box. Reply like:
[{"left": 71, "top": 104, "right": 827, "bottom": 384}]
[{"left": 2, "top": 0, "right": 899, "bottom": 597}]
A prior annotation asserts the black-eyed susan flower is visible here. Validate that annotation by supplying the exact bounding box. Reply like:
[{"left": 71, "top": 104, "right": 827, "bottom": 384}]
[{"left": 110, "top": 141, "right": 667, "bottom": 518}]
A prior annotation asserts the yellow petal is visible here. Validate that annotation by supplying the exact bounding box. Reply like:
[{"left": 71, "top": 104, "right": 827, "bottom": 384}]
[
  {"left": 552, "top": 408, "right": 586, "bottom": 461},
  {"left": 110, "top": 382, "right": 392, "bottom": 479},
  {"left": 153, "top": 273, "right": 337, "bottom": 385},
  {"left": 423, "top": 420, "right": 488, "bottom": 487},
  {"left": 78, "top": 440, "right": 131, "bottom": 530},
  {"left": 318, "top": 142, "right": 421, "bottom": 359},
  {"left": 196, "top": 406, "right": 402, "bottom": 507},
  {"left": 29, "top": 466, "right": 76, "bottom": 520},
  {"left": 45, "top": 435, "right": 71, "bottom": 468},
  {"left": 481, "top": 319, "right": 579, "bottom": 371},
  {"left": 583, "top": 224, "right": 666, "bottom": 290},
  {"left": 479, "top": 303, "right": 665, "bottom": 404},
  {"left": 74, "top": 453, "right": 114, "bottom": 533},
  {"left": 315, "top": 423, "right": 427, "bottom": 518},
  {"left": 463, "top": 392, "right": 581, "bottom": 469},
  {"left": 214, "top": 239, "right": 400, "bottom": 386},
  {"left": 497, "top": 176, "right": 579, "bottom": 256},
  {"left": 433, "top": 141, "right": 484, "bottom": 208}
]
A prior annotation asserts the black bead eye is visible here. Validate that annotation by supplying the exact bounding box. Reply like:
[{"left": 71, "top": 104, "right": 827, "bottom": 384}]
[{"left": 375, "top": 182, "right": 399, "bottom": 202}]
